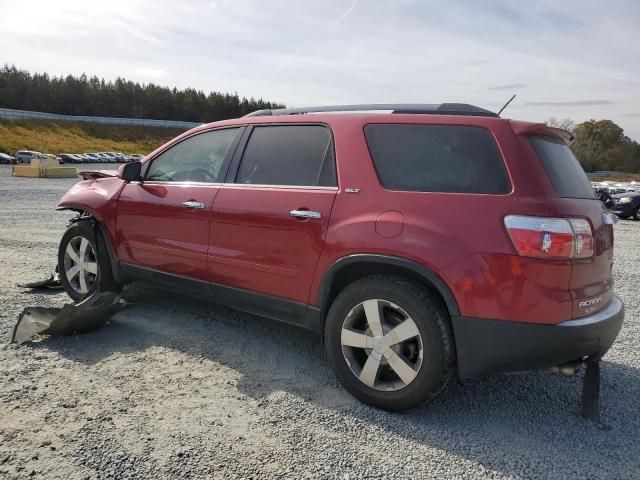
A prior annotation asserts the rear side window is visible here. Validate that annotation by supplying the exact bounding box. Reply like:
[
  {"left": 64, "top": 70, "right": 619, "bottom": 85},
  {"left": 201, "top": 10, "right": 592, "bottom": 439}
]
[
  {"left": 364, "top": 125, "right": 510, "bottom": 194},
  {"left": 529, "top": 135, "right": 595, "bottom": 199},
  {"left": 236, "top": 125, "right": 336, "bottom": 187}
]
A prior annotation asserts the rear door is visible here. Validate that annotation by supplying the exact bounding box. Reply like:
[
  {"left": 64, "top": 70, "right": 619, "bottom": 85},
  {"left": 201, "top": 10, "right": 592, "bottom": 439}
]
[
  {"left": 208, "top": 124, "right": 337, "bottom": 304},
  {"left": 115, "top": 127, "right": 242, "bottom": 281},
  {"left": 528, "top": 135, "right": 615, "bottom": 318}
]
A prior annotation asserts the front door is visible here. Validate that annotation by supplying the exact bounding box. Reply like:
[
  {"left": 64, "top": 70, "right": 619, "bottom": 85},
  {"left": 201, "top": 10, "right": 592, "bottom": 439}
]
[
  {"left": 208, "top": 124, "right": 338, "bottom": 303},
  {"left": 115, "top": 127, "right": 242, "bottom": 281}
]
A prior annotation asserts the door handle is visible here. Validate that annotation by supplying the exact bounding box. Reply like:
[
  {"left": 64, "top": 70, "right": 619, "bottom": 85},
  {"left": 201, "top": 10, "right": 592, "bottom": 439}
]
[
  {"left": 290, "top": 209, "right": 321, "bottom": 219},
  {"left": 182, "top": 200, "right": 205, "bottom": 209}
]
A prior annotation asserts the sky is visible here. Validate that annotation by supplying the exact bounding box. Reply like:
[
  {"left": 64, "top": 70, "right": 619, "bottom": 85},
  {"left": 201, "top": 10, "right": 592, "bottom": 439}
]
[{"left": 1, "top": 0, "right": 639, "bottom": 139}]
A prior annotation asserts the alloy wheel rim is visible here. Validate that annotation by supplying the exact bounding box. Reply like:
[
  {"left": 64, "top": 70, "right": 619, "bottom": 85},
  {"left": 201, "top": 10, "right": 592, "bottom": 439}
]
[
  {"left": 341, "top": 299, "right": 423, "bottom": 391},
  {"left": 63, "top": 235, "right": 98, "bottom": 294}
]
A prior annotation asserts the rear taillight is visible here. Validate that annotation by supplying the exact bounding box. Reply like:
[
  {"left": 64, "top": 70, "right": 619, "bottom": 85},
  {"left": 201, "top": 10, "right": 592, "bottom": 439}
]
[
  {"left": 568, "top": 218, "right": 593, "bottom": 258},
  {"left": 504, "top": 215, "right": 593, "bottom": 260}
]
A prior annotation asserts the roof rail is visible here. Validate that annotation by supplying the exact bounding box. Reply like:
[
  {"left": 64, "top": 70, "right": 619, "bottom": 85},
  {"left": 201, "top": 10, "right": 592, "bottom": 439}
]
[{"left": 244, "top": 103, "right": 498, "bottom": 118}]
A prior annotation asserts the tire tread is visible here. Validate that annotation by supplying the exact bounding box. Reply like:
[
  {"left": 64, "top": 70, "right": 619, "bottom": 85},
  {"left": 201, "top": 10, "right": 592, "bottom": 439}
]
[{"left": 325, "top": 274, "right": 456, "bottom": 410}]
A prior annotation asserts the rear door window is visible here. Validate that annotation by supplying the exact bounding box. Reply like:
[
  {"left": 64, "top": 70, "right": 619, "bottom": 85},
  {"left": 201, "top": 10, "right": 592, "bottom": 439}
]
[
  {"left": 529, "top": 135, "right": 595, "bottom": 199},
  {"left": 364, "top": 124, "right": 510, "bottom": 194},
  {"left": 235, "top": 125, "right": 336, "bottom": 187}
]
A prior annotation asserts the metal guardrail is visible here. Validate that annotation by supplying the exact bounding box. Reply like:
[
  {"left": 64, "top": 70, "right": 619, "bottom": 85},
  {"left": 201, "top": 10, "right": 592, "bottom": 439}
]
[{"left": 0, "top": 107, "right": 202, "bottom": 129}]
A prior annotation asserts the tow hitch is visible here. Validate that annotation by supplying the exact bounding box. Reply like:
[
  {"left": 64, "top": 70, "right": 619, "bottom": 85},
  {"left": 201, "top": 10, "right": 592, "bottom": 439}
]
[{"left": 11, "top": 292, "right": 127, "bottom": 345}]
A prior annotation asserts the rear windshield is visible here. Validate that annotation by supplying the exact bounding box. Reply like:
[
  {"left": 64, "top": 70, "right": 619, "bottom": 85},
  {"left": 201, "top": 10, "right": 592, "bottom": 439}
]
[
  {"left": 529, "top": 135, "right": 595, "bottom": 199},
  {"left": 364, "top": 124, "right": 510, "bottom": 194}
]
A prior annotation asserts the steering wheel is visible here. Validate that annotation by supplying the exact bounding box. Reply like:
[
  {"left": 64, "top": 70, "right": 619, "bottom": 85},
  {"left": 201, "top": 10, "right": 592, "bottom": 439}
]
[{"left": 189, "top": 168, "right": 217, "bottom": 182}]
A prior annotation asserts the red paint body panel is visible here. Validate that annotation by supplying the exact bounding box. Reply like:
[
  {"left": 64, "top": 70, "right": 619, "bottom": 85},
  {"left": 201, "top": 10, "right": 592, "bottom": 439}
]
[
  {"left": 306, "top": 115, "right": 594, "bottom": 324},
  {"left": 115, "top": 182, "right": 219, "bottom": 280},
  {"left": 208, "top": 185, "right": 336, "bottom": 302},
  {"left": 57, "top": 112, "right": 616, "bottom": 327}
]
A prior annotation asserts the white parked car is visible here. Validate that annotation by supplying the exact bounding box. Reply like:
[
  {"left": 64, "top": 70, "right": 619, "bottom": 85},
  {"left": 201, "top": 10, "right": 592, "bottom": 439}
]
[{"left": 15, "top": 150, "right": 44, "bottom": 163}]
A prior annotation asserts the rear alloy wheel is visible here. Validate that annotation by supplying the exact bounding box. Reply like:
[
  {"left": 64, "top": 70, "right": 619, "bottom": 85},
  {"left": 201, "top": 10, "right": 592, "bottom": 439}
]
[
  {"left": 341, "top": 299, "right": 423, "bottom": 391},
  {"left": 325, "top": 275, "right": 455, "bottom": 410}
]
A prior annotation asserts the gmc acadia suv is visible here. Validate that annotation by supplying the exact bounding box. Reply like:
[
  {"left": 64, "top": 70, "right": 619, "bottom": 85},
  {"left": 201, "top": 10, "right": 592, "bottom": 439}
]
[{"left": 56, "top": 103, "right": 624, "bottom": 410}]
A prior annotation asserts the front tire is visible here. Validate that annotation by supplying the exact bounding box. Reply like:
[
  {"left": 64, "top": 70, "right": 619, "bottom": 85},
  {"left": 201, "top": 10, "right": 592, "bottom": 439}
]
[
  {"left": 324, "top": 275, "right": 455, "bottom": 411},
  {"left": 58, "top": 221, "right": 118, "bottom": 302},
  {"left": 633, "top": 206, "right": 640, "bottom": 221}
]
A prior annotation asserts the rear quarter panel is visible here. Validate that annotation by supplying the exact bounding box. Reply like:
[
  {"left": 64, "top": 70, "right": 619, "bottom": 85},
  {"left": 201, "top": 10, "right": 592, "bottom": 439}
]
[{"left": 309, "top": 115, "right": 575, "bottom": 324}]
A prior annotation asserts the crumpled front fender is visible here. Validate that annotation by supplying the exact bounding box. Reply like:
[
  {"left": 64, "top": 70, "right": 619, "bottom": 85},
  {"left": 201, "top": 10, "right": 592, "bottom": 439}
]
[
  {"left": 57, "top": 177, "right": 126, "bottom": 254},
  {"left": 57, "top": 177, "right": 125, "bottom": 221}
]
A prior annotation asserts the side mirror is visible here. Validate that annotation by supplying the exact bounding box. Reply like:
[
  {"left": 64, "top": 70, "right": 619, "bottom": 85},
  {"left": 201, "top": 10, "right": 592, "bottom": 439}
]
[{"left": 119, "top": 161, "right": 142, "bottom": 182}]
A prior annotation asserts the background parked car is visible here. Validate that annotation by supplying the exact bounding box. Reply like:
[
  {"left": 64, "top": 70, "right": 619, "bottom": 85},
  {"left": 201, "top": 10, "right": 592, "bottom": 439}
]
[
  {"left": 58, "top": 154, "right": 83, "bottom": 164},
  {"left": 612, "top": 192, "right": 640, "bottom": 220},
  {"left": 0, "top": 152, "right": 16, "bottom": 164},
  {"left": 595, "top": 188, "right": 616, "bottom": 209},
  {"left": 15, "top": 150, "right": 44, "bottom": 163},
  {"left": 84, "top": 153, "right": 102, "bottom": 163},
  {"left": 110, "top": 152, "right": 127, "bottom": 162},
  {"left": 96, "top": 152, "right": 114, "bottom": 163}
]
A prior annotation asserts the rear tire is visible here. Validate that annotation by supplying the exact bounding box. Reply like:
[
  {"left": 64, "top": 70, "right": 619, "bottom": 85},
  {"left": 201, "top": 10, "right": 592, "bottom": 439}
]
[
  {"left": 58, "top": 221, "right": 119, "bottom": 303},
  {"left": 324, "top": 275, "right": 455, "bottom": 411}
]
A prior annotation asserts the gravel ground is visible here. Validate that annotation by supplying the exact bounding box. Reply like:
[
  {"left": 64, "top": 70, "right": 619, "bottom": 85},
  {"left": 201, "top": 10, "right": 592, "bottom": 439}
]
[{"left": 0, "top": 164, "right": 639, "bottom": 479}]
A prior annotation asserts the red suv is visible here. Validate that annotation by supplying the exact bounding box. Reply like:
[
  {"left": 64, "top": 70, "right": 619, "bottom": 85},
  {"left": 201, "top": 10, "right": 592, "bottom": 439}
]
[{"left": 57, "top": 103, "right": 624, "bottom": 410}]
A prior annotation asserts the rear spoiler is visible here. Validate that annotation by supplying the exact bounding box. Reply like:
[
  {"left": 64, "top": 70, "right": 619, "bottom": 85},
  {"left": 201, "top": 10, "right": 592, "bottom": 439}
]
[{"left": 509, "top": 120, "right": 575, "bottom": 143}]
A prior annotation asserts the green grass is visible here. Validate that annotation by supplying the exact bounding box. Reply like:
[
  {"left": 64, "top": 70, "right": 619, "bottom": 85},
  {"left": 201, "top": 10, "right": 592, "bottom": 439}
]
[{"left": 0, "top": 119, "right": 186, "bottom": 156}]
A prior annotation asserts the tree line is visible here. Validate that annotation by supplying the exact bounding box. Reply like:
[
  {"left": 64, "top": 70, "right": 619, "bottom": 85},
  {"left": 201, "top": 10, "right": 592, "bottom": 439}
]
[
  {"left": 1, "top": 66, "right": 638, "bottom": 173},
  {"left": 0, "top": 65, "right": 285, "bottom": 122},
  {"left": 547, "top": 117, "right": 640, "bottom": 173}
]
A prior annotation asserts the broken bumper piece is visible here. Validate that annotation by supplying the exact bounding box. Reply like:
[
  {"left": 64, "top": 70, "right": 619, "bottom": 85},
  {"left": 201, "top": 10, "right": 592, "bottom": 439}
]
[{"left": 11, "top": 292, "right": 127, "bottom": 345}]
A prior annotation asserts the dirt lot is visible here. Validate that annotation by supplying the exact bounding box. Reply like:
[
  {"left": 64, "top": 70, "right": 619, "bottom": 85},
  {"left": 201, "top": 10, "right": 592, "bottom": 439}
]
[{"left": 1, "top": 164, "right": 639, "bottom": 479}]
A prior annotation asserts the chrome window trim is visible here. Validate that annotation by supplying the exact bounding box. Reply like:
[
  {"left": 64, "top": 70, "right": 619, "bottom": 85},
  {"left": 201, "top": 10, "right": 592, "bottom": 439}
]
[
  {"left": 222, "top": 183, "right": 338, "bottom": 191},
  {"left": 140, "top": 180, "right": 224, "bottom": 186},
  {"left": 135, "top": 180, "right": 338, "bottom": 191}
]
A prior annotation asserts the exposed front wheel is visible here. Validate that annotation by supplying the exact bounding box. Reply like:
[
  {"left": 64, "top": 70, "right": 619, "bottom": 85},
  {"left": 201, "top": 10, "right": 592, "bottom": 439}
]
[
  {"left": 324, "top": 275, "right": 455, "bottom": 411},
  {"left": 633, "top": 206, "right": 640, "bottom": 221},
  {"left": 58, "top": 221, "right": 118, "bottom": 302}
]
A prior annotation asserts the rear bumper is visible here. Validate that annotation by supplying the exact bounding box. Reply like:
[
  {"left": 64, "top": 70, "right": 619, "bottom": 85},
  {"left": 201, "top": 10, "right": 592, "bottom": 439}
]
[{"left": 452, "top": 295, "right": 624, "bottom": 378}]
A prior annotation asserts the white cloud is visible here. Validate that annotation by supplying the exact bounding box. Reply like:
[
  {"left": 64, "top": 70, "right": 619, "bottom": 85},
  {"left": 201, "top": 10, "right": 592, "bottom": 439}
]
[
  {"left": 0, "top": 0, "right": 638, "bottom": 139},
  {"left": 335, "top": 0, "right": 359, "bottom": 23},
  {"left": 134, "top": 68, "right": 166, "bottom": 79}
]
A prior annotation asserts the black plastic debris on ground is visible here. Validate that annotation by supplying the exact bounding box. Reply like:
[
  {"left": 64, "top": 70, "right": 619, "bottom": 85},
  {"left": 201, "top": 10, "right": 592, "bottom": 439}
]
[
  {"left": 581, "top": 359, "right": 608, "bottom": 429},
  {"left": 17, "top": 266, "right": 63, "bottom": 291},
  {"left": 11, "top": 292, "right": 127, "bottom": 345}
]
